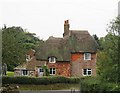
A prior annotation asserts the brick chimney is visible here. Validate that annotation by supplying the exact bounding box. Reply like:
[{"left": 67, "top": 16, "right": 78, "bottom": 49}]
[{"left": 63, "top": 20, "right": 70, "bottom": 37}]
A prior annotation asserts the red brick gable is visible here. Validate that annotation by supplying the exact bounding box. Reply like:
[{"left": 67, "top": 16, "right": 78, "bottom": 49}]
[
  {"left": 71, "top": 53, "right": 81, "bottom": 62},
  {"left": 71, "top": 52, "right": 97, "bottom": 77},
  {"left": 26, "top": 49, "right": 35, "bottom": 58}
]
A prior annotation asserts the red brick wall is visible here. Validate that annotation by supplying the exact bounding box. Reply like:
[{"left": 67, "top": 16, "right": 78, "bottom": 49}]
[
  {"left": 71, "top": 52, "right": 97, "bottom": 77},
  {"left": 27, "top": 49, "right": 35, "bottom": 58},
  {"left": 47, "top": 62, "right": 70, "bottom": 77},
  {"left": 71, "top": 53, "right": 81, "bottom": 61}
]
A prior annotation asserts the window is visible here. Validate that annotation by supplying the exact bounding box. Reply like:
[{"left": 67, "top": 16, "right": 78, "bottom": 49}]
[
  {"left": 84, "top": 53, "right": 91, "bottom": 60},
  {"left": 22, "top": 70, "right": 28, "bottom": 76},
  {"left": 26, "top": 55, "right": 31, "bottom": 61},
  {"left": 50, "top": 68, "right": 56, "bottom": 75},
  {"left": 83, "top": 69, "right": 92, "bottom": 76},
  {"left": 39, "top": 68, "right": 44, "bottom": 72},
  {"left": 49, "top": 57, "right": 56, "bottom": 63}
]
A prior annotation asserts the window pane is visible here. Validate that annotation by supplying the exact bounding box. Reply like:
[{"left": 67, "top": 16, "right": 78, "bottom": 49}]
[
  {"left": 83, "top": 69, "right": 87, "bottom": 75},
  {"left": 50, "top": 68, "right": 55, "bottom": 75},
  {"left": 53, "top": 71, "right": 55, "bottom": 74},
  {"left": 49, "top": 57, "right": 56, "bottom": 63},
  {"left": 88, "top": 69, "right": 91, "bottom": 71},
  {"left": 50, "top": 69, "right": 52, "bottom": 74},
  {"left": 84, "top": 53, "right": 91, "bottom": 60},
  {"left": 49, "top": 58, "right": 51, "bottom": 62},
  {"left": 88, "top": 71, "right": 91, "bottom": 75},
  {"left": 51, "top": 57, "right": 54, "bottom": 62},
  {"left": 23, "top": 70, "right": 27, "bottom": 75},
  {"left": 83, "top": 69, "right": 92, "bottom": 76},
  {"left": 40, "top": 68, "right": 43, "bottom": 72}
]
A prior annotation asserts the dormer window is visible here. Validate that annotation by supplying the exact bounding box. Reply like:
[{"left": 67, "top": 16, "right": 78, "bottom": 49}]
[
  {"left": 84, "top": 53, "right": 91, "bottom": 60},
  {"left": 49, "top": 57, "right": 56, "bottom": 63},
  {"left": 26, "top": 55, "right": 31, "bottom": 61}
]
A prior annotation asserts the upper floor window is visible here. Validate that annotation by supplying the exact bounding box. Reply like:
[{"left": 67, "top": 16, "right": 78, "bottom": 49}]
[
  {"left": 49, "top": 57, "right": 56, "bottom": 63},
  {"left": 84, "top": 53, "right": 91, "bottom": 60},
  {"left": 82, "top": 69, "right": 92, "bottom": 76},
  {"left": 26, "top": 55, "right": 31, "bottom": 61}
]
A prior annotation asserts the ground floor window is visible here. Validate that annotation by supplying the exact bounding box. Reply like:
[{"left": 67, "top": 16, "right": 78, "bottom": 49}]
[
  {"left": 39, "top": 68, "right": 44, "bottom": 72},
  {"left": 50, "top": 68, "right": 56, "bottom": 75},
  {"left": 82, "top": 69, "right": 92, "bottom": 76},
  {"left": 22, "top": 70, "right": 28, "bottom": 76}
]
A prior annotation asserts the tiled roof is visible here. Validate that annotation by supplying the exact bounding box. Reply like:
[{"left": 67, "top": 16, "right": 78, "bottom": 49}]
[{"left": 14, "top": 57, "right": 46, "bottom": 70}]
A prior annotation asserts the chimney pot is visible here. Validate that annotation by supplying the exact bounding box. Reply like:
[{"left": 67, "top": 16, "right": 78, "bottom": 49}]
[{"left": 63, "top": 20, "right": 70, "bottom": 37}]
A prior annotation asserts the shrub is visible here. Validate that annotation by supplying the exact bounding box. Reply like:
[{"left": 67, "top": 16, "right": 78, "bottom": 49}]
[
  {"left": 2, "top": 76, "right": 80, "bottom": 85},
  {"left": 80, "top": 76, "right": 120, "bottom": 92},
  {"left": 7, "top": 71, "right": 14, "bottom": 77}
]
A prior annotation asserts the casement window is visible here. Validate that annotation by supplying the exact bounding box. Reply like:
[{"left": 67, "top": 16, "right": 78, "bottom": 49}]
[
  {"left": 39, "top": 68, "right": 44, "bottom": 72},
  {"left": 22, "top": 70, "right": 28, "bottom": 76},
  {"left": 49, "top": 57, "right": 56, "bottom": 63},
  {"left": 26, "top": 55, "right": 31, "bottom": 61},
  {"left": 49, "top": 68, "right": 56, "bottom": 75},
  {"left": 82, "top": 69, "right": 92, "bottom": 76},
  {"left": 84, "top": 53, "right": 91, "bottom": 60}
]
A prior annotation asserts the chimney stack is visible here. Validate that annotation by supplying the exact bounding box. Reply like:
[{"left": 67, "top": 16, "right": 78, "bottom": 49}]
[{"left": 63, "top": 20, "right": 70, "bottom": 37}]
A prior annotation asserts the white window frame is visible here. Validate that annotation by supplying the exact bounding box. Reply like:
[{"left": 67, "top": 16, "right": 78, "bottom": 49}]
[
  {"left": 82, "top": 69, "right": 92, "bottom": 76},
  {"left": 49, "top": 68, "right": 56, "bottom": 75},
  {"left": 26, "top": 55, "right": 31, "bottom": 61},
  {"left": 22, "top": 70, "right": 28, "bottom": 76},
  {"left": 49, "top": 57, "right": 56, "bottom": 63},
  {"left": 39, "top": 68, "right": 44, "bottom": 72},
  {"left": 84, "top": 53, "right": 91, "bottom": 60}
]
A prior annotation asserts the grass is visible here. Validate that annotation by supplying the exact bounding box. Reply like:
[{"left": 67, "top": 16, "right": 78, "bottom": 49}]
[
  {"left": 7, "top": 71, "right": 14, "bottom": 76},
  {"left": 12, "top": 83, "right": 80, "bottom": 90}
]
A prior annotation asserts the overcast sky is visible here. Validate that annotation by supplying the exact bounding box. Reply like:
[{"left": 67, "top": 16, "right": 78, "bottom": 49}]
[{"left": 0, "top": 0, "right": 119, "bottom": 40}]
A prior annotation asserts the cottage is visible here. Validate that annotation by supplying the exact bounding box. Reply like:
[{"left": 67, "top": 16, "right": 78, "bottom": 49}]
[{"left": 14, "top": 20, "right": 98, "bottom": 77}]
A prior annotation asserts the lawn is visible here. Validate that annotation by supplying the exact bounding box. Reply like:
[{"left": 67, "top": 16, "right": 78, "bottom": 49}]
[
  {"left": 14, "top": 83, "right": 80, "bottom": 90},
  {"left": 7, "top": 71, "right": 14, "bottom": 76}
]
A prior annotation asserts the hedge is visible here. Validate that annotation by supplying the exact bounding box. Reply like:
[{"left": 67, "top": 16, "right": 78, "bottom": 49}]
[
  {"left": 80, "top": 77, "right": 120, "bottom": 92},
  {"left": 2, "top": 76, "right": 80, "bottom": 85}
]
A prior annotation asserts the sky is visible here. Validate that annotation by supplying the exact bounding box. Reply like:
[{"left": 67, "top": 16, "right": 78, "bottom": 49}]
[{"left": 0, "top": 0, "right": 119, "bottom": 40}]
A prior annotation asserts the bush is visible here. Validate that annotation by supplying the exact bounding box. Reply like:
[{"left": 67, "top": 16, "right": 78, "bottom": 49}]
[
  {"left": 80, "top": 76, "right": 120, "bottom": 92},
  {"left": 7, "top": 71, "right": 14, "bottom": 77},
  {"left": 2, "top": 76, "right": 80, "bottom": 85}
]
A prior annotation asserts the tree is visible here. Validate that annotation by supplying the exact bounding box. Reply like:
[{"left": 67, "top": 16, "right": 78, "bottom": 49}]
[
  {"left": 97, "top": 16, "right": 120, "bottom": 84},
  {"left": 2, "top": 26, "right": 40, "bottom": 71}
]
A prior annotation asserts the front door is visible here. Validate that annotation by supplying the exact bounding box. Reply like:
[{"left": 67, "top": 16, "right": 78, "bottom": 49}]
[{"left": 38, "top": 67, "right": 44, "bottom": 77}]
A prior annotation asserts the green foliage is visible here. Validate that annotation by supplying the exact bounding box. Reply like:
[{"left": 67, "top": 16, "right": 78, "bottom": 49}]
[
  {"left": 2, "top": 26, "right": 41, "bottom": 71},
  {"left": 81, "top": 16, "right": 120, "bottom": 92},
  {"left": 42, "top": 65, "right": 50, "bottom": 76},
  {"left": 97, "top": 16, "right": 120, "bottom": 83},
  {"left": 18, "top": 83, "right": 80, "bottom": 90},
  {"left": 80, "top": 77, "right": 120, "bottom": 92},
  {"left": 2, "top": 76, "right": 80, "bottom": 85},
  {"left": 7, "top": 71, "right": 14, "bottom": 77},
  {"left": 80, "top": 77, "right": 101, "bottom": 92}
]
